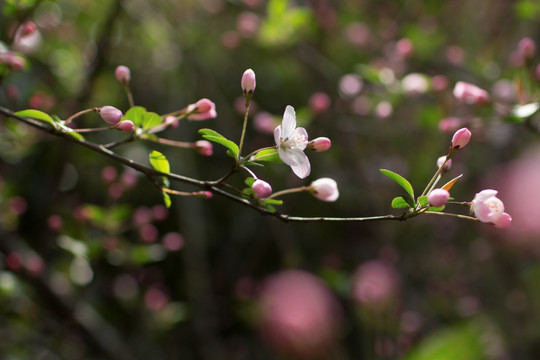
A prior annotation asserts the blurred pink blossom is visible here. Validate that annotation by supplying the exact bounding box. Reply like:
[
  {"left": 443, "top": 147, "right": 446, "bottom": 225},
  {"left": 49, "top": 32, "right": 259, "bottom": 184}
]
[
  {"left": 351, "top": 260, "right": 400, "bottom": 310},
  {"left": 258, "top": 270, "right": 342, "bottom": 359},
  {"left": 309, "top": 92, "right": 331, "bottom": 114},
  {"left": 453, "top": 81, "right": 490, "bottom": 105},
  {"left": 518, "top": 37, "right": 536, "bottom": 61},
  {"left": 438, "top": 117, "right": 462, "bottom": 133},
  {"left": 236, "top": 11, "right": 260, "bottom": 38},
  {"left": 253, "top": 112, "right": 276, "bottom": 134}
]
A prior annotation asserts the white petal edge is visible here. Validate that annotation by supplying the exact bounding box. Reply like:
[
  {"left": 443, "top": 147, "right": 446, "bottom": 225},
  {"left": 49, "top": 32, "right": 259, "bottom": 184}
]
[{"left": 281, "top": 105, "right": 297, "bottom": 138}]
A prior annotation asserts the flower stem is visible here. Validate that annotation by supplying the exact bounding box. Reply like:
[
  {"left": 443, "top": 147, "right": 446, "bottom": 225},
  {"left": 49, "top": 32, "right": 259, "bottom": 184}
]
[
  {"left": 140, "top": 134, "right": 193, "bottom": 148},
  {"left": 420, "top": 155, "right": 449, "bottom": 197},
  {"left": 266, "top": 186, "right": 308, "bottom": 200},
  {"left": 65, "top": 108, "right": 96, "bottom": 125},
  {"left": 237, "top": 94, "right": 252, "bottom": 162}
]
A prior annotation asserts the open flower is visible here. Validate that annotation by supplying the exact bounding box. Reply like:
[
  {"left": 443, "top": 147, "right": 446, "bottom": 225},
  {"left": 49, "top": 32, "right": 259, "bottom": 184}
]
[
  {"left": 274, "top": 106, "right": 310, "bottom": 179},
  {"left": 471, "top": 189, "right": 512, "bottom": 228}
]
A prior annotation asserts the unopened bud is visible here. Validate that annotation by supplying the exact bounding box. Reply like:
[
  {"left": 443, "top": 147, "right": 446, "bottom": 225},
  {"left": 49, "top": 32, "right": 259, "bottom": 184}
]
[
  {"left": 241, "top": 68, "right": 256, "bottom": 95},
  {"left": 252, "top": 179, "right": 272, "bottom": 199},
  {"left": 307, "top": 137, "right": 332, "bottom": 152},
  {"left": 115, "top": 65, "right": 131, "bottom": 84},
  {"left": 20, "top": 22, "right": 37, "bottom": 37},
  {"left": 427, "top": 188, "right": 450, "bottom": 207},
  {"left": 450, "top": 127, "right": 472, "bottom": 150},
  {"left": 196, "top": 191, "right": 213, "bottom": 199},
  {"left": 310, "top": 178, "right": 339, "bottom": 202},
  {"left": 117, "top": 120, "right": 135, "bottom": 132},
  {"left": 193, "top": 140, "right": 213, "bottom": 156},
  {"left": 98, "top": 106, "right": 123, "bottom": 125},
  {"left": 436, "top": 156, "right": 452, "bottom": 172},
  {"left": 187, "top": 98, "right": 217, "bottom": 120}
]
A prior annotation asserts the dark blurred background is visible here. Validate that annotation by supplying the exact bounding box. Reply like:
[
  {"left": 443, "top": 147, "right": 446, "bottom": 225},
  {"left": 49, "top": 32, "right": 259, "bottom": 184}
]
[{"left": 2, "top": 0, "right": 540, "bottom": 359}]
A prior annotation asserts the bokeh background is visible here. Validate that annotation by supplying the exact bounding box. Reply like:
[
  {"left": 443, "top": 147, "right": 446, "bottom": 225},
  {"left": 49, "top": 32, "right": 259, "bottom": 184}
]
[{"left": 2, "top": 0, "right": 540, "bottom": 359}]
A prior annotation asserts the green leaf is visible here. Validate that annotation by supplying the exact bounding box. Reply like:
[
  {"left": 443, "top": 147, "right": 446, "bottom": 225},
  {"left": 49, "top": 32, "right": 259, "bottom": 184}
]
[
  {"left": 244, "top": 177, "right": 255, "bottom": 187},
  {"left": 264, "top": 198, "right": 283, "bottom": 206},
  {"left": 418, "top": 195, "right": 428, "bottom": 207},
  {"left": 391, "top": 196, "right": 413, "bottom": 209},
  {"left": 251, "top": 148, "right": 281, "bottom": 162},
  {"left": 428, "top": 205, "right": 445, "bottom": 212},
  {"left": 403, "top": 320, "right": 490, "bottom": 360},
  {"left": 198, "top": 129, "right": 239, "bottom": 158},
  {"left": 56, "top": 122, "right": 85, "bottom": 140},
  {"left": 123, "top": 106, "right": 146, "bottom": 128},
  {"left": 162, "top": 192, "right": 171, "bottom": 208},
  {"left": 15, "top": 109, "right": 57, "bottom": 129},
  {"left": 202, "top": 135, "right": 239, "bottom": 158},
  {"left": 149, "top": 150, "right": 170, "bottom": 174},
  {"left": 142, "top": 111, "right": 162, "bottom": 130},
  {"left": 380, "top": 169, "right": 415, "bottom": 199}
]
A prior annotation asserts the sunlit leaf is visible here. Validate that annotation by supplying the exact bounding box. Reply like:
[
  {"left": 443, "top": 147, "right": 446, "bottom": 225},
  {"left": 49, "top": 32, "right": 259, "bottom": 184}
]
[
  {"left": 391, "top": 196, "right": 412, "bottom": 209},
  {"left": 163, "top": 192, "right": 171, "bottom": 208},
  {"left": 123, "top": 106, "right": 146, "bottom": 128},
  {"left": 403, "top": 320, "right": 491, "bottom": 360},
  {"left": 15, "top": 109, "right": 57, "bottom": 129},
  {"left": 417, "top": 195, "right": 428, "bottom": 207},
  {"left": 380, "top": 169, "right": 415, "bottom": 199},
  {"left": 149, "top": 150, "right": 170, "bottom": 174},
  {"left": 251, "top": 148, "right": 281, "bottom": 162}
]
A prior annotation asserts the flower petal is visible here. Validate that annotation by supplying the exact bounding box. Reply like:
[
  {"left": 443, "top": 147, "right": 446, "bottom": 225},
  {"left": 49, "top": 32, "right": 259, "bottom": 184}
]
[
  {"left": 281, "top": 105, "right": 297, "bottom": 138},
  {"left": 287, "top": 148, "right": 311, "bottom": 178},
  {"left": 474, "top": 189, "right": 498, "bottom": 203},
  {"left": 291, "top": 127, "right": 309, "bottom": 150},
  {"left": 274, "top": 125, "right": 282, "bottom": 145}
]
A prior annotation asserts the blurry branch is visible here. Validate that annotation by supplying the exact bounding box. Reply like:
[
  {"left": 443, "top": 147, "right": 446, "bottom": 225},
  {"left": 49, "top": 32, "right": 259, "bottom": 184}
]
[
  {"left": 0, "top": 226, "right": 134, "bottom": 360},
  {"left": 0, "top": 105, "right": 439, "bottom": 224}
]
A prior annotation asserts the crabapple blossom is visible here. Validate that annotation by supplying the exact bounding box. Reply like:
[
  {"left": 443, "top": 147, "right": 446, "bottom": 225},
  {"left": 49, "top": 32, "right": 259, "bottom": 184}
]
[
  {"left": 193, "top": 140, "right": 213, "bottom": 156},
  {"left": 186, "top": 98, "right": 217, "bottom": 120},
  {"left": 309, "top": 178, "right": 339, "bottom": 202},
  {"left": 98, "top": 106, "right": 123, "bottom": 125},
  {"left": 274, "top": 105, "right": 311, "bottom": 179},
  {"left": 252, "top": 179, "right": 272, "bottom": 199},
  {"left": 450, "top": 127, "right": 472, "bottom": 149},
  {"left": 427, "top": 188, "right": 450, "bottom": 207},
  {"left": 307, "top": 137, "right": 331, "bottom": 152},
  {"left": 351, "top": 261, "right": 399, "bottom": 310},
  {"left": 241, "top": 68, "right": 256, "bottom": 94},
  {"left": 453, "top": 81, "right": 490, "bottom": 104},
  {"left": 115, "top": 65, "right": 131, "bottom": 84},
  {"left": 471, "top": 189, "right": 511, "bottom": 227}
]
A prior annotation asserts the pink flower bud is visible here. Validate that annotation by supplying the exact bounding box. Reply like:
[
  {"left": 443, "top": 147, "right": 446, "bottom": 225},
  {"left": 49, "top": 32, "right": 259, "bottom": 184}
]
[
  {"left": 437, "top": 156, "right": 452, "bottom": 171},
  {"left": 518, "top": 37, "right": 536, "bottom": 61},
  {"left": 307, "top": 137, "right": 332, "bottom": 152},
  {"left": 438, "top": 117, "right": 462, "bottom": 133},
  {"left": 453, "top": 81, "right": 490, "bottom": 104},
  {"left": 241, "top": 68, "right": 256, "bottom": 94},
  {"left": 427, "top": 188, "right": 450, "bottom": 207},
  {"left": 196, "top": 191, "right": 213, "bottom": 199},
  {"left": 187, "top": 98, "right": 217, "bottom": 120},
  {"left": 115, "top": 65, "right": 131, "bottom": 84},
  {"left": 193, "top": 140, "right": 213, "bottom": 156},
  {"left": 252, "top": 179, "right": 272, "bottom": 199},
  {"left": 101, "top": 166, "right": 118, "bottom": 183},
  {"left": 98, "top": 106, "right": 123, "bottom": 125},
  {"left": 20, "top": 22, "right": 37, "bottom": 37},
  {"left": 117, "top": 120, "right": 135, "bottom": 132},
  {"left": 450, "top": 127, "right": 472, "bottom": 149},
  {"left": 310, "top": 178, "right": 339, "bottom": 202}
]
